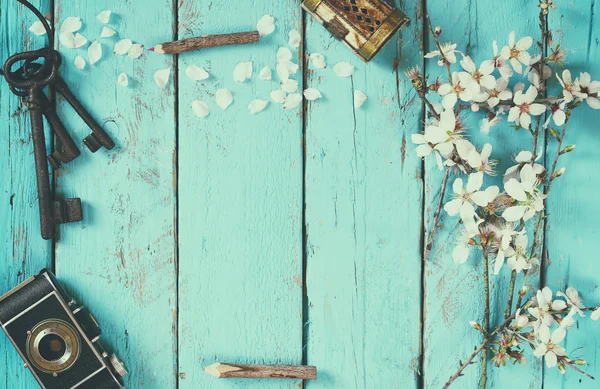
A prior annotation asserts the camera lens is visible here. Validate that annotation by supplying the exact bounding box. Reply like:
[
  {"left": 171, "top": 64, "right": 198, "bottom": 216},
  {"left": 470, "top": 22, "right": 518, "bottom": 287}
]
[
  {"left": 26, "top": 319, "right": 81, "bottom": 374},
  {"left": 38, "top": 334, "right": 67, "bottom": 361}
]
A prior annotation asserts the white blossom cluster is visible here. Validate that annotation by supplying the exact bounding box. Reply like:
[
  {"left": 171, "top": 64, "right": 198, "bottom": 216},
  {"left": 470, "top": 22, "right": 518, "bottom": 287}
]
[{"left": 409, "top": 22, "right": 600, "bottom": 376}]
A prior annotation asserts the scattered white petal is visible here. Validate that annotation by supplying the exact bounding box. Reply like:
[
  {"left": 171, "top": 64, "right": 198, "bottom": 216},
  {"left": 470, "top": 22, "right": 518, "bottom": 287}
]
[
  {"left": 259, "top": 66, "right": 272, "bottom": 80},
  {"left": 73, "top": 33, "right": 88, "bottom": 49},
  {"left": 281, "top": 79, "right": 299, "bottom": 93},
  {"left": 248, "top": 99, "right": 269, "bottom": 115},
  {"left": 29, "top": 21, "right": 47, "bottom": 36},
  {"left": 270, "top": 90, "right": 287, "bottom": 104},
  {"left": 334, "top": 62, "right": 355, "bottom": 77},
  {"left": 191, "top": 100, "right": 209, "bottom": 118},
  {"left": 257, "top": 14, "right": 275, "bottom": 37},
  {"left": 233, "top": 61, "right": 253, "bottom": 82},
  {"left": 354, "top": 90, "right": 367, "bottom": 108},
  {"left": 276, "top": 61, "right": 298, "bottom": 81},
  {"left": 284, "top": 93, "right": 302, "bottom": 109},
  {"left": 310, "top": 53, "right": 326, "bottom": 69},
  {"left": 289, "top": 30, "right": 301, "bottom": 48},
  {"left": 216, "top": 89, "right": 233, "bottom": 110},
  {"left": 185, "top": 64, "right": 210, "bottom": 81},
  {"left": 59, "top": 33, "right": 76, "bottom": 49},
  {"left": 88, "top": 41, "right": 102, "bottom": 65},
  {"left": 97, "top": 10, "right": 112, "bottom": 24},
  {"left": 304, "top": 88, "right": 322, "bottom": 101},
  {"left": 277, "top": 47, "right": 293, "bottom": 62},
  {"left": 154, "top": 68, "right": 171, "bottom": 89},
  {"left": 74, "top": 56, "right": 86, "bottom": 70},
  {"left": 60, "top": 17, "right": 82, "bottom": 34},
  {"left": 128, "top": 44, "right": 144, "bottom": 59},
  {"left": 117, "top": 73, "right": 128, "bottom": 87},
  {"left": 101, "top": 27, "right": 117, "bottom": 38},
  {"left": 114, "top": 39, "right": 133, "bottom": 55}
]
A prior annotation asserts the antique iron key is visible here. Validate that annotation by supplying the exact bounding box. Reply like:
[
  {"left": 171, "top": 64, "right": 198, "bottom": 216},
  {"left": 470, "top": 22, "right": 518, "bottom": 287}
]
[{"left": 3, "top": 49, "right": 84, "bottom": 239}]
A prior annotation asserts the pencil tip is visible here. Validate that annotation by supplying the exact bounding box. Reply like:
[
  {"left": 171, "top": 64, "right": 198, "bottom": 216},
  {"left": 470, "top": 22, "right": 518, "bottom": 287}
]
[{"left": 149, "top": 47, "right": 155, "bottom": 51}]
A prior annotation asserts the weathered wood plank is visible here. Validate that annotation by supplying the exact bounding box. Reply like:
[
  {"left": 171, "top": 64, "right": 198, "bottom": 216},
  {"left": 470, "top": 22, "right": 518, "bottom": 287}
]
[
  {"left": 52, "top": 1, "right": 177, "bottom": 388},
  {"left": 422, "top": 1, "right": 542, "bottom": 388},
  {"left": 177, "top": 1, "right": 304, "bottom": 388},
  {"left": 303, "top": 1, "right": 423, "bottom": 387},
  {"left": 544, "top": 2, "right": 600, "bottom": 388},
  {"left": 0, "top": 1, "right": 52, "bottom": 387}
]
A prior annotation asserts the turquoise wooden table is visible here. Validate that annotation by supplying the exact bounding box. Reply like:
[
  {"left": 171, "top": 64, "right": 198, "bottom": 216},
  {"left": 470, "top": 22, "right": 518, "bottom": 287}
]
[{"left": 1, "top": 0, "right": 598, "bottom": 388}]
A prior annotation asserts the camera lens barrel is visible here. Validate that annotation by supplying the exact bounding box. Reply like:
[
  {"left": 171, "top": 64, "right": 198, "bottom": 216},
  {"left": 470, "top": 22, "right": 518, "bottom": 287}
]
[{"left": 72, "top": 306, "right": 102, "bottom": 342}]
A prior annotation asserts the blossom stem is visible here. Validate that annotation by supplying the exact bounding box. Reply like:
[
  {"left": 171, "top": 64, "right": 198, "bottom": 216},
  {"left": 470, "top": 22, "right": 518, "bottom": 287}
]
[
  {"left": 442, "top": 303, "right": 532, "bottom": 389},
  {"left": 480, "top": 247, "right": 491, "bottom": 389},
  {"left": 505, "top": 270, "right": 517, "bottom": 318},
  {"left": 564, "top": 360, "right": 596, "bottom": 380},
  {"left": 424, "top": 168, "right": 451, "bottom": 261},
  {"left": 426, "top": 15, "right": 453, "bottom": 82}
]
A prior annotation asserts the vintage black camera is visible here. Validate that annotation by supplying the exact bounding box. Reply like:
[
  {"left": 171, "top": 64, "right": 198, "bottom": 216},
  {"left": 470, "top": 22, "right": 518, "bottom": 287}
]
[{"left": 0, "top": 269, "right": 128, "bottom": 388}]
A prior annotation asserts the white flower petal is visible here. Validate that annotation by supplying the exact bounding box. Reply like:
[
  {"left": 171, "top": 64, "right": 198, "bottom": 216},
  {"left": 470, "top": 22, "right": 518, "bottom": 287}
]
[
  {"left": 88, "top": 41, "right": 102, "bottom": 65},
  {"left": 333, "top": 62, "right": 355, "bottom": 77},
  {"left": 466, "top": 172, "right": 484, "bottom": 193},
  {"left": 233, "top": 61, "right": 253, "bottom": 82},
  {"left": 502, "top": 206, "right": 526, "bottom": 222},
  {"left": 97, "top": 10, "right": 112, "bottom": 24},
  {"left": 191, "top": 100, "right": 209, "bottom": 118},
  {"left": 60, "top": 16, "right": 82, "bottom": 34},
  {"left": 257, "top": 14, "right": 275, "bottom": 37},
  {"left": 354, "top": 90, "right": 367, "bottom": 108},
  {"left": 303, "top": 88, "right": 322, "bottom": 101},
  {"left": 444, "top": 199, "right": 463, "bottom": 216},
  {"left": 74, "top": 56, "right": 86, "bottom": 70},
  {"left": 154, "top": 68, "right": 171, "bottom": 89},
  {"left": 310, "top": 53, "right": 326, "bottom": 69},
  {"left": 101, "top": 27, "right": 117, "bottom": 38},
  {"left": 284, "top": 93, "right": 302, "bottom": 109},
  {"left": 215, "top": 88, "right": 233, "bottom": 110},
  {"left": 276, "top": 61, "right": 298, "bottom": 81},
  {"left": 591, "top": 308, "right": 600, "bottom": 321},
  {"left": 259, "top": 66, "right": 272, "bottom": 80},
  {"left": 117, "top": 73, "right": 128, "bottom": 87},
  {"left": 281, "top": 79, "right": 299, "bottom": 93},
  {"left": 128, "top": 44, "right": 144, "bottom": 59},
  {"left": 505, "top": 179, "right": 527, "bottom": 201},
  {"left": 114, "top": 39, "right": 133, "bottom": 55},
  {"left": 277, "top": 47, "right": 293, "bottom": 62},
  {"left": 185, "top": 64, "right": 210, "bottom": 81},
  {"left": 59, "top": 32, "right": 76, "bottom": 49},
  {"left": 270, "top": 90, "right": 287, "bottom": 104},
  {"left": 73, "top": 33, "right": 88, "bottom": 49},
  {"left": 453, "top": 245, "right": 470, "bottom": 264},
  {"left": 248, "top": 99, "right": 269, "bottom": 115},
  {"left": 288, "top": 30, "right": 301, "bottom": 48},
  {"left": 29, "top": 21, "right": 48, "bottom": 36}
]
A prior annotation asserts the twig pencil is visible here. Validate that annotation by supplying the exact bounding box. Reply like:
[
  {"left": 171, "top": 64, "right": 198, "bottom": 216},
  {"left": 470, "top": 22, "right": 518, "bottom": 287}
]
[
  {"left": 203, "top": 363, "right": 317, "bottom": 380},
  {"left": 149, "top": 31, "right": 259, "bottom": 55}
]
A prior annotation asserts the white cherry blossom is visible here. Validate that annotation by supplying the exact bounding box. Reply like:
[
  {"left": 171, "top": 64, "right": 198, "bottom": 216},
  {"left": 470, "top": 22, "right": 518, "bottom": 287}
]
[
  {"left": 467, "top": 143, "right": 497, "bottom": 175},
  {"left": 556, "top": 70, "right": 583, "bottom": 103},
  {"left": 502, "top": 164, "right": 546, "bottom": 222},
  {"left": 459, "top": 56, "right": 496, "bottom": 91},
  {"left": 533, "top": 326, "right": 567, "bottom": 368},
  {"left": 556, "top": 288, "right": 586, "bottom": 317},
  {"left": 576, "top": 72, "right": 600, "bottom": 109},
  {"left": 492, "top": 40, "right": 513, "bottom": 80},
  {"left": 438, "top": 72, "right": 473, "bottom": 109},
  {"left": 425, "top": 42, "right": 460, "bottom": 66},
  {"left": 500, "top": 31, "right": 533, "bottom": 74},
  {"left": 453, "top": 228, "right": 477, "bottom": 264},
  {"left": 507, "top": 86, "right": 545, "bottom": 129}
]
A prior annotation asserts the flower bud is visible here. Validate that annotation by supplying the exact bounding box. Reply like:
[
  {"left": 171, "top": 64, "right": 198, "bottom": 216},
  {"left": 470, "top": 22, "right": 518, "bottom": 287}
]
[
  {"left": 552, "top": 167, "right": 566, "bottom": 178},
  {"left": 574, "top": 359, "right": 587, "bottom": 365},
  {"left": 557, "top": 362, "right": 566, "bottom": 375},
  {"left": 435, "top": 26, "right": 442, "bottom": 36},
  {"left": 469, "top": 321, "right": 484, "bottom": 332},
  {"left": 562, "top": 144, "right": 576, "bottom": 154},
  {"left": 471, "top": 103, "right": 480, "bottom": 112}
]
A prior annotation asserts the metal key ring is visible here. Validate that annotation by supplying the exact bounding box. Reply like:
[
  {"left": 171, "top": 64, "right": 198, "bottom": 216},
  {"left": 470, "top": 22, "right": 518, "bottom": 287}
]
[{"left": 3, "top": 49, "right": 59, "bottom": 90}]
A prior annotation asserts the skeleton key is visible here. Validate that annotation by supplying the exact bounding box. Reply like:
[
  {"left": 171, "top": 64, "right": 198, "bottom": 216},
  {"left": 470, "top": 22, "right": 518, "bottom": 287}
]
[
  {"left": 3, "top": 49, "right": 83, "bottom": 239},
  {"left": 52, "top": 74, "right": 115, "bottom": 152}
]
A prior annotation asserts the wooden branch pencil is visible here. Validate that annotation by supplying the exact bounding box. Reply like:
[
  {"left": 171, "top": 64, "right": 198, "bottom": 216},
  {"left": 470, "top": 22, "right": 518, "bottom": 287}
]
[
  {"left": 150, "top": 31, "right": 259, "bottom": 55},
  {"left": 203, "top": 363, "right": 317, "bottom": 380}
]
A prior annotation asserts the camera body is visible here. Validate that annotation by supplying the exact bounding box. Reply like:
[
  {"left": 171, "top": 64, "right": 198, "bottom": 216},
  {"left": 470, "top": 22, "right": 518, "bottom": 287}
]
[{"left": 0, "top": 269, "right": 127, "bottom": 389}]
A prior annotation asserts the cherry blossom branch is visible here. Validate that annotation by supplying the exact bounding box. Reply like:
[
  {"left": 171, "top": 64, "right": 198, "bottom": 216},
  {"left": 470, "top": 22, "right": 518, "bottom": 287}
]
[
  {"left": 480, "top": 246, "right": 491, "bottom": 389},
  {"left": 426, "top": 15, "right": 453, "bottom": 82},
  {"left": 424, "top": 168, "right": 450, "bottom": 262},
  {"left": 442, "top": 303, "right": 532, "bottom": 389},
  {"left": 564, "top": 360, "right": 596, "bottom": 380}
]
